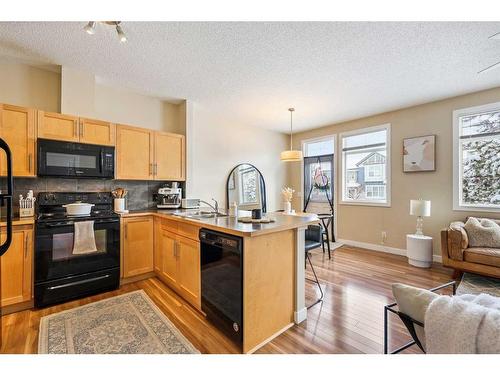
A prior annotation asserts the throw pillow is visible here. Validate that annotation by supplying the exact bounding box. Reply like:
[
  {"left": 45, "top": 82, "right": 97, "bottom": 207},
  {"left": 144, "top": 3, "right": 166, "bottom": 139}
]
[{"left": 464, "top": 217, "right": 500, "bottom": 248}]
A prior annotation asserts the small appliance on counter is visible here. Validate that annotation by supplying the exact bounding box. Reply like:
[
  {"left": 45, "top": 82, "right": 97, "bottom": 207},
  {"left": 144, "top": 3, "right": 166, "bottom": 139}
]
[
  {"left": 156, "top": 187, "right": 182, "bottom": 209},
  {"left": 181, "top": 198, "right": 200, "bottom": 209}
]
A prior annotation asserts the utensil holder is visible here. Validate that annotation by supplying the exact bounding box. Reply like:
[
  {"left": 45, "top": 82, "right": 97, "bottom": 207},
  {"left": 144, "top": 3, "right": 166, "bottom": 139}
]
[{"left": 114, "top": 198, "right": 125, "bottom": 212}]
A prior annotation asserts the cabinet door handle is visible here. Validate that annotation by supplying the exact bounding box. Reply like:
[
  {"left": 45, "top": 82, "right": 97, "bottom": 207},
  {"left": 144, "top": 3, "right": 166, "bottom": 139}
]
[
  {"left": 124, "top": 224, "right": 128, "bottom": 239},
  {"left": 28, "top": 154, "right": 32, "bottom": 173}
]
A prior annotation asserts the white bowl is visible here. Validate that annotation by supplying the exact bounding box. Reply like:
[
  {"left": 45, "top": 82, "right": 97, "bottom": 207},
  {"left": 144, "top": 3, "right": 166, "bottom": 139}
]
[{"left": 62, "top": 202, "right": 95, "bottom": 216}]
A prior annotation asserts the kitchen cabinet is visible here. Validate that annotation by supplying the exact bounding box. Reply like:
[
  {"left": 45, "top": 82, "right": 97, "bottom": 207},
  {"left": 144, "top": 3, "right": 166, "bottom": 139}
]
[
  {"left": 116, "top": 125, "right": 186, "bottom": 181},
  {"left": 154, "top": 219, "right": 200, "bottom": 309},
  {"left": 0, "top": 104, "right": 36, "bottom": 177},
  {"left": 38, "top": 111, "right": 115, "bottom": 146},
  {"left": 116, "top": 124, "right": 154, "bottom": 180},
  {"left": 79, "top": 117, "right": 115, "bottom": 146},
  {"left": 154, "top": 132, "right": 185, "bottom": 181},
  {"left": 0, "top": 226, "right": 33, "bottom": 307},
  {"left": 154, "top": 222, "right": 178, "bottom": 288},
  {"left": 177, "top": 236, "right": 200, "bottom": 307},
  {"left": 122, "top": 216, "right": 154, "bottom": 278},
  {"left": 37, "top": 111, "right": 80, "bottom": 142}
]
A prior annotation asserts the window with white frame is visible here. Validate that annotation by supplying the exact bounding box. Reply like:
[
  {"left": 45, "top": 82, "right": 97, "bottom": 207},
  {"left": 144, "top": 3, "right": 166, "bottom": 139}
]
[
  {"left": 341, "top": 124, "right": 391, "bottom": 205},
  {"left": 453, "top": 102, "right": 500, "bottom": 211}
]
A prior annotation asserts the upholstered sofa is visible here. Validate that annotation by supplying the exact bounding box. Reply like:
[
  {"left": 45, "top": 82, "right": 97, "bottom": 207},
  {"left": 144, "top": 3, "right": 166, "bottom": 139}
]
[{"left": 441, "top": 218, "right": 500, "bottom": 278}]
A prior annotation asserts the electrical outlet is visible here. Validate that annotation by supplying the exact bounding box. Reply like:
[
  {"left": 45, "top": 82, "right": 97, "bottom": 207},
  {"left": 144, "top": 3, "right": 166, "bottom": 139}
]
[{"left": 381, "top": 231, "right": 387, "bottom": 244}]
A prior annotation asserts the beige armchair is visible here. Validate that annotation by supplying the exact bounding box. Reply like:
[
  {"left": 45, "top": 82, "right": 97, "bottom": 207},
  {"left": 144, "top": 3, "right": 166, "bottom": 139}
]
[{"left": 441, "top": 218, "right": 500, "bottom": 278}]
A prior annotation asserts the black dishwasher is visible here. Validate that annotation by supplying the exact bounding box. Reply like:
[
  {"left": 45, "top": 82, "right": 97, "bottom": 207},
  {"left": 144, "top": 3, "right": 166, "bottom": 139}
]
[{"left": 200, "top": 229, "right": 243, "bottom": 345}]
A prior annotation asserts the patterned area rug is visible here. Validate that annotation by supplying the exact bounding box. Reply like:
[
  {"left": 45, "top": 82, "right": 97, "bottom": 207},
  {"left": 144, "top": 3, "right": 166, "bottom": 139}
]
[
  {"left": 38, "top": 290, "right": 199, "bottom": 354},
  {"left": 456, "top": 273, "right": 500, "bottom": 297}
]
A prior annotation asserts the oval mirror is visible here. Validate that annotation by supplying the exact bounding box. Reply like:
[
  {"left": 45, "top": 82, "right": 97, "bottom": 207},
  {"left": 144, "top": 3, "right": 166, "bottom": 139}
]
[{"left": 226, "top": 163, "right": 267, "bottom": 213}]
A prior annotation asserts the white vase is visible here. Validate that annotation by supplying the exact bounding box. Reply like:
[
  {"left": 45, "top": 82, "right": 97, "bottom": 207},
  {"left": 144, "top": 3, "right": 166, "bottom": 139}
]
[{"left": 284, "top": 201, "right": 292, "bottom": 214}]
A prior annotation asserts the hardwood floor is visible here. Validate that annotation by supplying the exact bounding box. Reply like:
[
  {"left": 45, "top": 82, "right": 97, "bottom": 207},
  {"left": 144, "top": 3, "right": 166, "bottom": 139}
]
[{"left": 0, "top": 245, "right": 454, "bottom": 354}]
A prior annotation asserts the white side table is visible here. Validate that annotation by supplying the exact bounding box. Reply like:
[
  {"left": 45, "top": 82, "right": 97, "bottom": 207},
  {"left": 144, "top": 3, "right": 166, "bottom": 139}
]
[{"left": 406, "top": 234, "right": 433, "bottom": 268}]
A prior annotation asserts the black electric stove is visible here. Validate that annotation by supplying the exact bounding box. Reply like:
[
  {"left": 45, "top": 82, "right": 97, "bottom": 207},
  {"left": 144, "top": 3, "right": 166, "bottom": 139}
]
[{"left": 35, "top": 192, "right": 120, "bottom": 307}]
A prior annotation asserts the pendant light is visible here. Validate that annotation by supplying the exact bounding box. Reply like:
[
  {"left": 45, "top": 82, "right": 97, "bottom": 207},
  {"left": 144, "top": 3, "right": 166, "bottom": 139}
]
[{"left": 280, "top": 108, "right": 303, "bottom": 162}]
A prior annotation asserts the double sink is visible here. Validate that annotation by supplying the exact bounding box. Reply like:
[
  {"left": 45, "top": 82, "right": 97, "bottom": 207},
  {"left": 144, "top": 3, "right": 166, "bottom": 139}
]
[{"left": 173, "top": 210, "right": 228, "bottom": 220}]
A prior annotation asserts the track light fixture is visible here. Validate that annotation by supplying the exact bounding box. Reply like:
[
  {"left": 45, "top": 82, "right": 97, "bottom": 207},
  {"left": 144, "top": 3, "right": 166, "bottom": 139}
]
[{"left": 83, "top": 21, "right": 127, "bottom": 43}]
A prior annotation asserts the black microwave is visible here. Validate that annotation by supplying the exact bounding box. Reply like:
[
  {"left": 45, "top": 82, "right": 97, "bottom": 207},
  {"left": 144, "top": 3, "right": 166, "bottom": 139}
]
[{"left": 37, "top": 139, "right": 115, "bottom": 179}]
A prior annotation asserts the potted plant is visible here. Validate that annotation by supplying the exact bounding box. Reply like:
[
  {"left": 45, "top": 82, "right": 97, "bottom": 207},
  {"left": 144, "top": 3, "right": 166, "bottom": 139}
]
[{"left": 281, "top": 187, "right": 295, "bottom": 214}]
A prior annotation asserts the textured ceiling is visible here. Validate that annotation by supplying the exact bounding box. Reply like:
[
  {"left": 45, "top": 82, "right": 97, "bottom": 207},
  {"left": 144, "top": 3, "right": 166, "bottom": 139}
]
[{"left": 0, "top": 22, "right": 500, "bottom": 133}]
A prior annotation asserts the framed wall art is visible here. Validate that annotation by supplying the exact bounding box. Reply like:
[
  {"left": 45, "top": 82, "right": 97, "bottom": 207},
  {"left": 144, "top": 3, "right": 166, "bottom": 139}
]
[{"left": 403, "top": 135, "right": 436, "bottom": 172}]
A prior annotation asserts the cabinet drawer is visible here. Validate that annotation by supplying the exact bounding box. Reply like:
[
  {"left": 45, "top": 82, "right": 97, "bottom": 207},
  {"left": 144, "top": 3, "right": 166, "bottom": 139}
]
[{"left": 160, "top": 218, "right": 200, "bottom": 242}]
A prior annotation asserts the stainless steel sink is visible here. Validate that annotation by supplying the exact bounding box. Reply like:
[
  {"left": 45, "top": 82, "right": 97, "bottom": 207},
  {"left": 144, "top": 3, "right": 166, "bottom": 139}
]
[{"left": 173, "top": 211, "right": 228, "bottom": 219}]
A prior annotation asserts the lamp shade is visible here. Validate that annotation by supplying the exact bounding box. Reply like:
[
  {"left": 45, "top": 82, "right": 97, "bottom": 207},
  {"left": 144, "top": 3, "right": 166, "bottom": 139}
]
[
  {"left": 410, "top": 199, "right": 431, "bottom": 217},
  {"left": 280, "top": 149, "right": 303, "bottom": 162}
]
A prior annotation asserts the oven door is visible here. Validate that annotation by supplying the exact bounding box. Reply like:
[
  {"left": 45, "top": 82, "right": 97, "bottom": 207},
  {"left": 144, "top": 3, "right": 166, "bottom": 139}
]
[
  {"left": 37, "top": 138, "right": 114, "bottom": 178},
  {"left": 35, "top": 218, "right": 120, "bottom": 282}
]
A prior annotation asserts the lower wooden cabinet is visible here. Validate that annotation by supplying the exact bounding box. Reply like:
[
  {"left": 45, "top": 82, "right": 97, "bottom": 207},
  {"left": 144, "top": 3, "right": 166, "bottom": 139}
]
[
  {"left": 177, "top": 236, "right": 201, "bottom": 307},
  {"left": 154, "top": 219, "right": 200, "bottom": 309},
  {"left": 154, "top": 225, "right": 178, "bottom": 286},
  {"left": 0, "top": 226, "right": 33, "bottom": 307},
  {"left": 122, "top": 217, "right": 154, "bottom": 278}
]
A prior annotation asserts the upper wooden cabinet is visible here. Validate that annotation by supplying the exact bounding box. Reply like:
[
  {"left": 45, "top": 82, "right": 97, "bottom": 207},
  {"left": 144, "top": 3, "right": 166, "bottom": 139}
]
[
  {"left": 0, "top": 226, "right": 33, "bottom": 307},
  {"left": 116, "top": 125, "right": 186, "bottom": 181},
  {"left": 155, "top": 132, "right": 185, "bottom": 181},
  {"left": 38, "top": 111, "right": 115, "bottom": 146},
  {"left": 79, "top": 118, "right": 115, "bottom": 146},
  {"left": 0, "top": 104, "right": 36, "bottom": 177},
  {"left": 37, "top": 111, "right": 79, "bottom": 142},
  {"left": 122, "top": 216, "right": 154, "bottom": 278},
  {"left": 116, "top": 124, "right": 154, "bottom": 180}
]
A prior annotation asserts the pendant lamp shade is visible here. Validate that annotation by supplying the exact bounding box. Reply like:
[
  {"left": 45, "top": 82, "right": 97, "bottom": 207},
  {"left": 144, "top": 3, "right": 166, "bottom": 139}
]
[
  {"left": 280, "top": 149, "right": 303, "bottom": 162},
  {"left": 281, "top": 108, "right": 303, "bottom": 162}
]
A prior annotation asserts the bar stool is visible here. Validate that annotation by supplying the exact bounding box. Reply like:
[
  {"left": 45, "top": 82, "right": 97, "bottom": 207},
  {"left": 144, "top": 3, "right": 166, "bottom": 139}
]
[{"left": 317, "top": 213, "right": 334, "bottom": 259}]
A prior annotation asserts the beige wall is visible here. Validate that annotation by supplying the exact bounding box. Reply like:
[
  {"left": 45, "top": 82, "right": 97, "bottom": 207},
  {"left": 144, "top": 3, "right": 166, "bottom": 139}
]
[
  {"left": 290, "top": 86, "right": 500, "bottom": 257},
  {"left": 0, "top": 61, "right": 60, "bottom": 112},
  {"left": 187, "top": 106, "right": 289, "bottom": 212}
]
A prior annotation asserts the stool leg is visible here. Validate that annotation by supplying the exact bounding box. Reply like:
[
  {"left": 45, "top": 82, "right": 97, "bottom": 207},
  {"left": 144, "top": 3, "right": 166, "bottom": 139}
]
[{"left": 306, "top": 252, "right": 324, "bottom": 308}]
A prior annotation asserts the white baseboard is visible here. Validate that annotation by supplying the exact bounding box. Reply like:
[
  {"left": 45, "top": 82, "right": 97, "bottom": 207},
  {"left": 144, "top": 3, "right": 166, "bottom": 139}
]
[
  {"left": 294, "top": 307, "right": 307, "bottom": 324},
  {"left": 337, "top": 238, "right": 442, "bottom": 263}
]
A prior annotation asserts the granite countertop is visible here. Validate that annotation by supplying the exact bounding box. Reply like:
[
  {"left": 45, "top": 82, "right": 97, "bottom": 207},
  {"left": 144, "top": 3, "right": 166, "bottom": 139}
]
[
  {"left": 119, "top": 209, "right": 319, "bottom": 237},
  {"left": 0, "top": 216, "right": 35, "bottom": 227}
]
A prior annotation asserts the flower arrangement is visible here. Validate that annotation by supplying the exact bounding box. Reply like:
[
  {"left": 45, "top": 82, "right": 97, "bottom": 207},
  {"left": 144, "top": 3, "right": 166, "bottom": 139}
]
[{"left": 281, "top": 187, "right": 295, "bottom": 203}]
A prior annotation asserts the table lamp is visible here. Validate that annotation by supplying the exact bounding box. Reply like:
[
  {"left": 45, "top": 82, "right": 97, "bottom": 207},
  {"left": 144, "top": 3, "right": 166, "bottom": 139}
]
[{"left": 410, "top": 199, "right": 431, "bottom": 236}]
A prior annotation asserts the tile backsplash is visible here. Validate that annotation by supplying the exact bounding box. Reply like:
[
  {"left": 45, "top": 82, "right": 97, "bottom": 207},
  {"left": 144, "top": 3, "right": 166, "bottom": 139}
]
[{"left": 3, "top": 178, "right": 178, "bottom": 214}]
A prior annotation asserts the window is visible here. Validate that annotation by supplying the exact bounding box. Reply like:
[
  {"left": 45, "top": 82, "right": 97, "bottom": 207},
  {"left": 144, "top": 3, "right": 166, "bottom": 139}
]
[
  {"left": 453, "top": 102, "right": 500, "bottom": 212},
  {"left": 366, "top": 185, "right": 386, "bottom": 199},
  {"left": 303, "top": 137, "right": 334, "bottom": 205},
  {"left": 341, "top": 124, "right": 391, "bottom": 206}
]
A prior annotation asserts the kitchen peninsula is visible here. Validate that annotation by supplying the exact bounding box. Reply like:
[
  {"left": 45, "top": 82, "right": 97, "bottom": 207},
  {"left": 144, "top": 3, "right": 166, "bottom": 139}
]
[{"left": 120, "top": 209, "right": 319, "bottom": 353}]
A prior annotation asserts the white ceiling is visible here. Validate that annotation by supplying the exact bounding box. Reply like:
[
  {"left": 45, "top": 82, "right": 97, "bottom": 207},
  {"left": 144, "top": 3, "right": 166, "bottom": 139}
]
[{"left": 0, "top": 22, "right": 500, "bottom": 133}]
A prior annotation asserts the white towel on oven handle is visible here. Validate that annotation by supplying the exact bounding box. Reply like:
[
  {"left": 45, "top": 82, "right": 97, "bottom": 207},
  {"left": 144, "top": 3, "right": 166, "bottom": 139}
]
[{"left": 72, "top": 221, "right": 99, "bottom": 255}]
